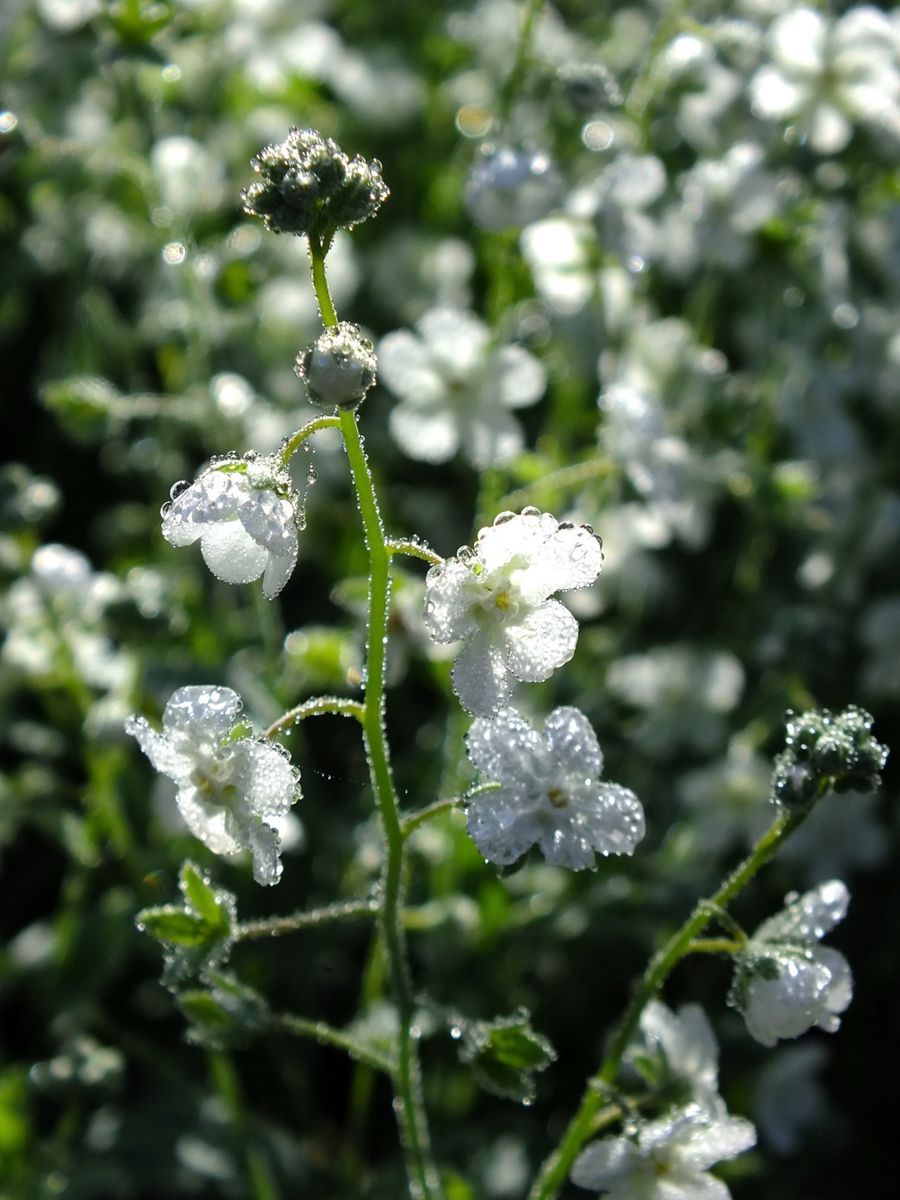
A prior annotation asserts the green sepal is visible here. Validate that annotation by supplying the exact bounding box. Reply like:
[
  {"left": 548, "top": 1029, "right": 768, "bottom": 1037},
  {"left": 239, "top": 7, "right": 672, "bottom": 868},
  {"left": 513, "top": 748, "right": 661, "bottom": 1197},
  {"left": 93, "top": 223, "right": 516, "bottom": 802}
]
[
  {"left": 177, "top": 972, "right": 269, "bottom": 1049},
  {"left": 135, "top": 861, "right": 237, "bottom": 989},
  {"left": 456, "top": 1008, "right": 556, "bottom": 1103}
]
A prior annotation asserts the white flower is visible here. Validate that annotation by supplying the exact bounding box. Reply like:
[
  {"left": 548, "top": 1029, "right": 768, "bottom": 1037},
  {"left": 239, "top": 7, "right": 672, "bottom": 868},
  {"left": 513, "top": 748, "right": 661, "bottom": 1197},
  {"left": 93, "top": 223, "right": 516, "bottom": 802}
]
[
  {"left": 465, "top": 145, "right": 562, "bottom": 232},
  {"left": 126, "top": 686, "right": 299, "bottom": 886},
  {"left": 465, "top": 706, "right": 644, "bottom": 868},
  {"left": 633, "top": 1001, "right": 722, "bottom": 1115},
  {"left": 424, "top": 508, "right": 603, "bottom": 714},
  {"left": 749, "top": 6, "right": 900, "bottom": 154},
  {"left": 378, "top": 308, "right": 546, "bottom": 469},
  {"left": 161, "top": 453, "right": 300, "bottom": 599},
  {"left": 732, "top": 880, "right": 852, "bottom": 1047},
  {"left": 572, "top": 1104, "right": 756, "bottom": 1199}
]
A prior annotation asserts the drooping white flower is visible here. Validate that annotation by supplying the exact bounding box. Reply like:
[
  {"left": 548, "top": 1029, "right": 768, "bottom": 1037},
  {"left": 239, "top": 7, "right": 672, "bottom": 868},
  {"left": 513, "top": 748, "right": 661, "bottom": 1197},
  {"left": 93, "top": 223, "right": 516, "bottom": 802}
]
[
  {"left": 424, "top": 508, "right": 603, "bottom": 715},
  {"left": 632, "top": 1001, "right": 722, "bottom": 1115},
  {"left": 572, "top": 1104, "right": 756, "bottom": 1199},
  {"left": 465, "top": 706, "right": 644, "bottom": 868},
  {"left": 749, "top": 6, "right": 900, "bottom": 154},
  {"left": 161, "top": 453, "right": 301, "bottom": 599},
  {"left": 126, "top": 686, "right": 299, "bottom": 886},
  {"left": 731, "top": 880, "right": 852, "bottom": 1047},
  {"left": 378, "top": 308, "right": 546, "bottom": 469}
]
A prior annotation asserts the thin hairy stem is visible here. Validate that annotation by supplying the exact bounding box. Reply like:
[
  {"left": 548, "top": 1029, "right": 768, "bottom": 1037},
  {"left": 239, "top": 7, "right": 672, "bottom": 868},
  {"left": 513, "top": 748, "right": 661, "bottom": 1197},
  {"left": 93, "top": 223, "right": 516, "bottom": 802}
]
[
  {"left": 275, "top": 1013, "right": 396, "bottom": 1076},
  {"left": 307, "top": 241, "right": 443, "bottom": 1200},
  {"left": 400, "top": 783, "right": 501, "bottom": 838},
  {"left": 278, "top": 414, "right": 341, "bottom": 468},
  {"left": 386, "top": 538, "right": 444, "bottom": 567},
  {"left": 235, "top": 899, "right": 379, "bottom": 941},
  {"left": 528, "top": 804, "right": 810, "bottom": 1200},
  {"left": 263, "top": 696, "right": 365, "bottom": 740},
  {"left": 497, "top": 0, "right": 545, "bottom": 122}
]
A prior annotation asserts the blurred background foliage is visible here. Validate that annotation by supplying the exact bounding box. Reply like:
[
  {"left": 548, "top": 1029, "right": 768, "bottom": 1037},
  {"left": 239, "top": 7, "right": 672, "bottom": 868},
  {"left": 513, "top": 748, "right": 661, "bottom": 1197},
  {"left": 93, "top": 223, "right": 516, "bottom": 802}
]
[{"left": 1, "top": 0, "right": 898, "bottom": 1196}]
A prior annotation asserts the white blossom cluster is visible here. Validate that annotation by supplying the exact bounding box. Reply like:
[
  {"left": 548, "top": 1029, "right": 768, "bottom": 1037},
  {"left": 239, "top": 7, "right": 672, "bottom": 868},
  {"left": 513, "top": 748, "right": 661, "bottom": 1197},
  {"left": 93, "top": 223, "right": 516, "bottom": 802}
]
[
  {"left": 126, "top": 685, "right": 299, "bottom": 886},
  {"left": 731, "top": 880, "right": 853, "bottom": 1047},
  {"left": 161, "top": 452, "right": 301, "bottom": 598}
]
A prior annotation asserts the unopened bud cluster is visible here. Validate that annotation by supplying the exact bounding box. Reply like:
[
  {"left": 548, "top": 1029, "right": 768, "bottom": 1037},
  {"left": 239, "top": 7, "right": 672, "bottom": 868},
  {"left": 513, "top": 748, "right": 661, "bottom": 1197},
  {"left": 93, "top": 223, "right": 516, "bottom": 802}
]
[
  {"left": 295, "top": 322, "right": 377, "bottom": 410},
  {"left": 771, "top": 705, "right": 887, "bottom": 807},
  {"left": 241, "top": 128, "right": 389, "bottom": 239}
]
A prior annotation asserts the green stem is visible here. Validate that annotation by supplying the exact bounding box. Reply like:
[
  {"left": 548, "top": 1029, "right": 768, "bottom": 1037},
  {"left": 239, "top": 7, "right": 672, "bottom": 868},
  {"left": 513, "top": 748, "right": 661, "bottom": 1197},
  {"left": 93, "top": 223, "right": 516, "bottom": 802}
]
[
  {"left": 306, "top": 237, "right": 442, "bottom": 1199},
  {"left": 308, "top": 233, "right": 338, "bottom": 328},
  {"left": 400, "top": 784, "right": 500, "bottom": 838},
  {"left": 386, "top": 538, "right": 444, "bottom": 567},
  {"left": 685, "top": 937, "right": 743, "bottom": 957},
  {"left": 275, "top": 1013, "right": 396, "bottom": 1076},
  {"left": 339, "top": 404, "right": 443, "bottom": 1200},
  {"left": 493, "top": 457, "right": 617, "bottom": 520},
  {"left": 497, "top": 0, "right": 545, "bottom": 123},
  {"left": 527, "top": 804, "right": 809, "bottom": 1200},
  {"left": 278, "top": 414, "right": 341, "bottom": 468},
  {"left": 263, "top": 696, "right": 365, "bottom": 740},
  {"left": 235, "top": 898, "right": 379, "bottom": 941}
]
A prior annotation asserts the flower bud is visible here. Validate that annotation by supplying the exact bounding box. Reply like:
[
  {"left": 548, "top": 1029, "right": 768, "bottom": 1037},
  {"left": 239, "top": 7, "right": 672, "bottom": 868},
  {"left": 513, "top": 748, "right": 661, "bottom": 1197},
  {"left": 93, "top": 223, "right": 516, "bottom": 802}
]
[
  {"left": 242, "top": 128, "right": 389, "bottom": 239},
  {"left": 771, "top": 705, "right": 888, "bottom": 807},
  {"left": 295, "top": 322, "right": 377, "bottom": 410},
  {"left": 556, "top": 63, "right": 623, "bottom": 113}
]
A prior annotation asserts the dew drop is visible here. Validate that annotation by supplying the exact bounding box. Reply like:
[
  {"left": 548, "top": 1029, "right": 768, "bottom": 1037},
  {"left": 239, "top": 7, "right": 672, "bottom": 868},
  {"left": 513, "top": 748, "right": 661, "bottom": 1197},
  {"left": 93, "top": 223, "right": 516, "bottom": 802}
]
[
  {"left": 169, "top": 479, "right": 191, "bottom": 501},
  {"left": 306, "top": 465, "right": 318, "bottom": 485},
  {"left": 159, "top": 500, "right": 172, "bottom": 518},
  {"left": 521, "top": 505, "right": 541, "bottom": 517},
  {"left": 493, "top": 510, "right": 517, "bottom": 525}
]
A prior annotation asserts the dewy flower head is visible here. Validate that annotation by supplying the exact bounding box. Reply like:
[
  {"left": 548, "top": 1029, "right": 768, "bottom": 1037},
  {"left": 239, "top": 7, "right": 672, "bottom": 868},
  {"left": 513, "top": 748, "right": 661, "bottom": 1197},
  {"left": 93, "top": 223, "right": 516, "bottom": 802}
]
[
  {"left": 424, "top": 508, "right": 603, "bottom": 715},
  {"left": 571, "top": 1103, "right": 756, "bottom": 1199},
  {"left": 771, "top": 704, "right": 888, "bottom": 807},
  {"left": 730, "top": 880, "right": 852, "bottom": 1048},
  {"left": 378, "top": 307, "right": 546, "bottom": 469},
  {"left": 161, "top": 452, "right": 301, "bottom": 599},
  {"left": 630, "top": 1001, "right": 722, "bottom": 1115},
  {"left": 241, "top": 127, "right": 389, "bottom": 239},
  {"left": 125, "top": 686, "right": 299, "bottom": 886},
  {"left": 465, "top": 705, "right": 644, "bottom": 868}
]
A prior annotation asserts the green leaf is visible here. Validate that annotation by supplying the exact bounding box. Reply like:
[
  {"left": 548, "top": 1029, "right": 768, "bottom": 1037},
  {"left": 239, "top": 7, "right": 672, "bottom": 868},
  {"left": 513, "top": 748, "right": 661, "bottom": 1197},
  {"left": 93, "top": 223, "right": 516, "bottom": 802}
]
[
  {"left": 179, "top": 861, "right": 228, "bottom": 932},
  {"left": 178, "top": 973, "right": 269, "bottom": 1049},
  {"left": 137, "top": 906, "right": 211, "bottom": 947}
]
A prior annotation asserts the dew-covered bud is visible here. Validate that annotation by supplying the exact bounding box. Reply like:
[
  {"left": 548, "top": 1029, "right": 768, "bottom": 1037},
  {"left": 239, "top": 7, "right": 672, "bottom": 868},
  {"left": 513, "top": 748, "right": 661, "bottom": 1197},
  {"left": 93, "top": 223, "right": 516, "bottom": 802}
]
[
  {"left": 465, "top": 144, "right": 562, "bottom": 232},
  {"left": 295, "top": 322, "right": 377, "bottom": 410},
  {"left": 556, "top": 63, "right": 623, "bottom": 113},
  {"left": 241, "top": 127, "right": 389, "bottom": 239},
  {"left": 771, "top": 705, "right": 888, "bottom": 807}
]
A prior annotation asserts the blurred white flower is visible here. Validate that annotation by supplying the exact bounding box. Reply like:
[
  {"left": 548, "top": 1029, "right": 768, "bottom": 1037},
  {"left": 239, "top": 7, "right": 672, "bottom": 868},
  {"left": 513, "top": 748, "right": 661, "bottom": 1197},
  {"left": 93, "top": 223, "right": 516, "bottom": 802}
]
[
  {"left": 151, "top": 137, "right": 224, "bottom": 215},
  {"left": 424, "top": 508, "right": 603, "bottom": 714},
  {"left": 379, "top": 308, "right": 546, "bottom": 468},
  {"left": 126, "top": 686, "right": 298, "bottom": 886},
  {"left": 749, "top": 6, "right": 900, "bottom": 153},
  {"left": 669, "top": 143, "right": 782, "bottom": 273},
  {"left": 732, "top": 880, "right": 852, "bottom": 1047},
  {"left": 571, "top": 153, "right": 668, "bottom": 269},
  {"left": 162, "top": 453, "right": 301, "bottom": 598},
  {"left": 520, "top": 217, "right": 598, "bottom": 314},
  {"left": 465, "top": 145, "right": 562, "bottom": 232},
  {"left": 572, "top": 1104, "right": 756, "bottom": 1199},
  {"left": 633, "top": 1001, "right": 722, "bottom": 1114},
  {"left": 465, "top": 705, "right": 644, "bottom": 868},
  {"left": 753, "top": 1042, "right": 829, "bottom": 1155}
]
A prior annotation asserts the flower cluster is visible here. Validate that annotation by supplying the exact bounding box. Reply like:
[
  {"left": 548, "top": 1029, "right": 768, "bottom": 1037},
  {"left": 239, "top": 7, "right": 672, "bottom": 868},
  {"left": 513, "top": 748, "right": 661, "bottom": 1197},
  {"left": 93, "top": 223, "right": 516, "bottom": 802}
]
[
  {"left": 126, "top": 686, "right": 299, "bottom": 886},
  {"left": 161, "top": 453, "right": 301, "bottom": 599},
  {"left": 241, "top": 127, "right": 389, "bottom": 239},
  {"left": 730, "top": 880, "right": 852, "bottom": 1047},
  {"left": 378, "top": 307, "right": 546, "bottom": 469},
  {"left": 424, "top": 508, "right": 603, "bottom": 714},
  {"left": 771, "top": 705, "right": 888, "bottom": 807},
  {"left": 465, "top": 706, "right": 645, "bottom": 869}
]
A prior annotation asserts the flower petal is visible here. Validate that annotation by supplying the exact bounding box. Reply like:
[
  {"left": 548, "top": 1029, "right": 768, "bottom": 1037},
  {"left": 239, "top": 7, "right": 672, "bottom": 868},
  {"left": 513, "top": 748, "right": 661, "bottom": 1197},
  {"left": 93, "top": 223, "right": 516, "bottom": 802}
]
[
  {"left": 674, "top": 1115, "right": 757, "bottom": 1171},
  {"left": 378, "top": 329, "right": 445, "bottom": 404},
  {"left": 466, "top": 707, "right": 546, "bottom": 785},
  {"left": 543, "top": 705, "right": 603, "bottom": 778},
  {"left": 390, "top": 400, "right": 460, "bottom": 464},
  {"left": 162, "top": 685, "right": 243, "bottom": 742},
  {"left": 571, "top": 1137, "right": 645, "bottom": 1191},
  {"left": 467, "top": 786, "right": 544, "bottom": 865},
  {"left": 486, "top": 344, "right": 547, "bottom": 409},
  {"left": 236, "top": 740, "right": 299, "bottom": 817},
  {"left": 504, "top": 599, "right": 578, "bottom": 683},
  {"left": 200, "top": 520, "right": 268, "bottom": 584},
  {"left": 461, "top": 404, "right": 524, "bottom": 469},
  {"left": 516, "top": 522, "right": 604, "bottom": 601},
  {"left": 124, "top": 716, "right": 193, "bottom": 780},
  {"left": 424, "top": 559, "right": 480, "bottom": 643},
  {"left": 452, "top": 629, "right": 513, "bottom": 715}
]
